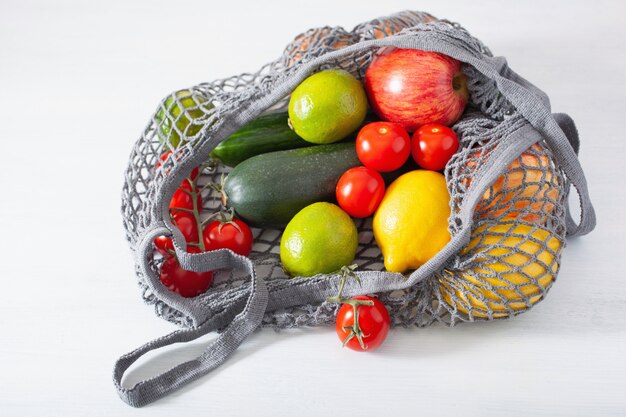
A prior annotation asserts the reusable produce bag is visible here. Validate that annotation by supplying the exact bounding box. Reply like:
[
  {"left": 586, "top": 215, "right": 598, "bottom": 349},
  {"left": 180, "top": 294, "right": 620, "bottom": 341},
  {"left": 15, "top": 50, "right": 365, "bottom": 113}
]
[{"left": 115, "top": 11, "right": 595, "bottom": 407}]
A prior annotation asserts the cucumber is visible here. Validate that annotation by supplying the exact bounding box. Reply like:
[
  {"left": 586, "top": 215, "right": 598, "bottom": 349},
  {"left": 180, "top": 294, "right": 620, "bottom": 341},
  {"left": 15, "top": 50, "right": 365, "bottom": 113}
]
[
  {"left": 211, "top": 112, "right": 310, "bottom": 166},
  {"left": 223, "top": 142, "right": 360, "bottom": 227}
]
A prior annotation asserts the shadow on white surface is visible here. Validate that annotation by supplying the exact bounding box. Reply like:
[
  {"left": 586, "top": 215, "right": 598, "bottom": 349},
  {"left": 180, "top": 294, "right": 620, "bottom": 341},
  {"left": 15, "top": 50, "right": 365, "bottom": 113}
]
[
  {"left": 121, "top": 303, "right": 580, "bottom": 404},
  {"left": 120, "top": 326, "right": 323, "bottom": 405}
]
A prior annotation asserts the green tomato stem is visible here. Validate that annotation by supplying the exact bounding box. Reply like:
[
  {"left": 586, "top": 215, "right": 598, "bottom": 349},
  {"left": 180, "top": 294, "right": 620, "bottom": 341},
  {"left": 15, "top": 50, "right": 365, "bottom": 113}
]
[{"left": 185, "top": 176, "right": 206, "bottom": 252}]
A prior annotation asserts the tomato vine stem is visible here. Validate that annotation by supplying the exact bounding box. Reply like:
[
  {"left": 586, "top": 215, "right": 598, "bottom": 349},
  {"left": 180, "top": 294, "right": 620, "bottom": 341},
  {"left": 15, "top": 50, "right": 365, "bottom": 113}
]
[
  {"left": 325, "top": 265, "right": 374, "bottom": 350},
  {"left": 325, "top": 264, "right": 360, "bottom": 304},
  {"left": 185, "top": 176, "right": 206, "bottom": 252}
]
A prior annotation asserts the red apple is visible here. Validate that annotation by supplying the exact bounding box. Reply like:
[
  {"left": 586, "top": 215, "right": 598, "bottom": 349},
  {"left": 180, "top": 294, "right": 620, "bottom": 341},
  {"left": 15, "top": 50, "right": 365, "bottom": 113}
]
[{"left": 364, "top": 48, "right": 469, "bottom": 131}]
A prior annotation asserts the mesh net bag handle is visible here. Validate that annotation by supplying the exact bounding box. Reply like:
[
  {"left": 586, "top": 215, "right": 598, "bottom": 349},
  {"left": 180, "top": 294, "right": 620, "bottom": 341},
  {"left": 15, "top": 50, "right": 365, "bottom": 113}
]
[{"left": 115, "top": 11, "right": 596, "bottom": 407}]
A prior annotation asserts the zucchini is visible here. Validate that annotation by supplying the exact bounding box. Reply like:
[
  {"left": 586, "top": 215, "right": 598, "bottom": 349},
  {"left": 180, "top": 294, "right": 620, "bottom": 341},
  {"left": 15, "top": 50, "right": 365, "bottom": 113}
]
[
  {"left": 223, "top": 142, "right": 360, "bottom": 227},
  {"left": 211, "top": 112, "right": 310, "bottom": 166}
]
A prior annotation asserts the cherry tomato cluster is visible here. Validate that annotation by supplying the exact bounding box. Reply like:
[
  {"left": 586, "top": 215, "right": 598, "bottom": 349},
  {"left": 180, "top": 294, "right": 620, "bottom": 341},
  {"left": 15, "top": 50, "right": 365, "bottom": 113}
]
[
  {"left": 154, "top": 151, "right": 254, "bottom": 298},
  {"left": 333, "top": 122, "right": 459, "bottom": 350},
  {"left": 335, "top": 122, "right": 459, "bottom": 219}
]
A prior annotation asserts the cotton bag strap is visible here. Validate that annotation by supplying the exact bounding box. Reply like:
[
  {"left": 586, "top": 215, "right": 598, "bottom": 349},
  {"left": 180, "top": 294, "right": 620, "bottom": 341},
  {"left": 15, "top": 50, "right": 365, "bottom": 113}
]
[{"left": 113, "top": 236, "right": 268, "bottom": 407}]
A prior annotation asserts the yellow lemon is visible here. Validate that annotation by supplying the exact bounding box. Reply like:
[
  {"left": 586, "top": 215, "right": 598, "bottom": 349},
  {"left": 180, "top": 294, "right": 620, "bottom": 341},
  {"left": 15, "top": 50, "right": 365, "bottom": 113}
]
[
  {"left": 373, "top": 170, "right": 451, "bottom": 273},
  {"left": 439, "top": 223, "right": 562, "bottom": 318}
]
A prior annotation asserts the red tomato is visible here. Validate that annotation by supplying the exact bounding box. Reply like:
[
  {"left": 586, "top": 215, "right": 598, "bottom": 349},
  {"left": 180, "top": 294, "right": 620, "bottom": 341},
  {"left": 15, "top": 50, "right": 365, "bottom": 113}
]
[
  {"left": 154, "top": 212, "right": 201, "bottom": 256},
  {"left": 173, "top": 212, "right": 200, "bottom": 243},
  {"left": 159, "top": 248, "right": 214, "bottom": 298},
  {"left": 170, "top": 181, "right": 202, "bottom": 222},
  {"left": 411, "top": 123, "right": 460, "bottom": 171},
  {"left": 335, "top": 296, "right": 390, "bottom": 352},
  {"left": 156, "top": 151, "right": 200, "bottom": 180},
  {"left": 154, "top": 235, "right": 174, "bottom": 256},
  {"left": 356, "top": 122, "right": 411, "bottom": 172},
  {"left": 336, "top": 167, "right": 385, "bottom": 218},
  {"left": 203, "top": 219, "right": 254, "bottom": 257}
]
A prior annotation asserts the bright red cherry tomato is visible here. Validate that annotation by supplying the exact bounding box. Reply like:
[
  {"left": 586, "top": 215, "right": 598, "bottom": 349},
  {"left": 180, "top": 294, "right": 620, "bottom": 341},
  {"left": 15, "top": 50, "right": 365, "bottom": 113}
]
[
  {"left": 159, "top": 248, "right": 214, "bottom": 298},
  {"left": 411, "top": 123, "right": 460, "bottom": 171},
  {"left": 203, "top": 219, "right": 254, "bottom": 257},
  {"left": 336, "top": 167, "right": 385, "bottom": 218},
  {"left": 154, "top": 152, "right": 203, "bottom": 256},
  {"left": 170, "top": 181, "right": 202, "bottom": 222},
  {"left": 356, "top": 122, "right": 411, "bottom": 172},
  {"left": 156, "top": 151, "right": 200, "bottom": 180},
  {"left": 154, "top": 235, "right": 174, "bottom": 256},
  {"left": 335, "top": 296, "right": 390, "bottom": 352},
  {"left": 154, "top": 212, "right": 201, "bottom": 256},
  {"left": 173, "top": 212, "right": 200, "bottom": 243}
]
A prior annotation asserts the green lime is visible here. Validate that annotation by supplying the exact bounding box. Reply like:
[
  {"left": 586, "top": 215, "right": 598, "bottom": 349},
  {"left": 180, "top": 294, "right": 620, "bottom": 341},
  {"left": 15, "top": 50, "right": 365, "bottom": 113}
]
[
  {"left": 280, "top": 202, "right": 358, "bottom": 277},
  {"left": 155, "top": 89, "right": 212, "bottom": 151},
  {"left": 288, "top": 69, "right": 368, "bottom": 144}
]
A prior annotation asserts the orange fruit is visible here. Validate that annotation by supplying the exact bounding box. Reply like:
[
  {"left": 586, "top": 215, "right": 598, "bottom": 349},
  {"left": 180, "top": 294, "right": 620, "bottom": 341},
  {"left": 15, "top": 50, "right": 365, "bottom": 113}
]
[{"left": 466, "top": 144, "right": 560, "bottom": 223}]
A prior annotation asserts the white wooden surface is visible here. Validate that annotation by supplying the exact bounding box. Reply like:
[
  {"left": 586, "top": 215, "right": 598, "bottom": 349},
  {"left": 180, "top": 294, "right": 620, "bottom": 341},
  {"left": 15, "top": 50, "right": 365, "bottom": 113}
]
[{"left": 1, "top": 0, "right": 625, "bottom": 416}]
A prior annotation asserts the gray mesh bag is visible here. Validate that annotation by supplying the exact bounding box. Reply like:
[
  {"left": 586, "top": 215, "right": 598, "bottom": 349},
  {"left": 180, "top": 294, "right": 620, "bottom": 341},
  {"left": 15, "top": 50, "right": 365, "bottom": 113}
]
[{"left": 114, "top": 11, "right": 596, "bottom": 407}]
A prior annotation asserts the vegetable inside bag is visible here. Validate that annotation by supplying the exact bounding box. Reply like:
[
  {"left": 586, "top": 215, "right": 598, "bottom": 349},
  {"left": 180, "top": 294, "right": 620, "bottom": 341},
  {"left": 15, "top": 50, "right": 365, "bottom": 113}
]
[{"left": 116, "top": 10, "right": 595, "bottom": 407}]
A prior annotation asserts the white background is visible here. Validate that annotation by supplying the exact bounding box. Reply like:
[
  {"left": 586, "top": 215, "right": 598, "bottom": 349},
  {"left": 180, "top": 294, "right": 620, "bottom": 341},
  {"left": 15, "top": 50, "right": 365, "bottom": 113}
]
[{"left": 1, "top": 0, "right": 625, "bottom": 416}]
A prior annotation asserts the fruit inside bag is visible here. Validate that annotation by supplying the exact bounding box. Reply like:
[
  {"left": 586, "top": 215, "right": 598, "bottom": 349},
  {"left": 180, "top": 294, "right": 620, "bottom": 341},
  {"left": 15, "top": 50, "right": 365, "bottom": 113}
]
[{"left": 116, "top": 10, "right": 595, "bottom": 407}]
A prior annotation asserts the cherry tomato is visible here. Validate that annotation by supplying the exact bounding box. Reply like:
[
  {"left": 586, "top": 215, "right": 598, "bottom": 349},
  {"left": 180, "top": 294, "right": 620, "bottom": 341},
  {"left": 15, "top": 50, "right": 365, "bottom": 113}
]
[
  {"left": 154, "top": 212, "right": 201, "bottom": 256},
  {"left": 335, "top": 296, "right": 390, "bottom": 352},
  {"left": 170, "top": 181, "right": 202, "bottom": 222},
  {"left": 411, "top": 123, "right": 460, "bottom": 171},
  {"left": 155, "top": 178, "right": 202, "bottom": 255},
  {"left": 154, "top": 211, "right": 200, "bottom": 256},
  {"left": 203, "top": 219, "right": 254, "bottom": 256},
  {"left": 336, "top": 167, "right": 385, "bottom": 218},
  {"left": 156, "top": 151, "right": 200, "bottom": 180},
  {"left": 154, "top": 235, "right": 174, "bottom": 256},
  {"left": 159, "top": 248, "right": 214, "bottom": 298},
  {"left": 356, "top": 122, "right": 411, "bottom": 172},
  {"left": 173, "top": 212, "right": 200, "bottom": 243}
]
